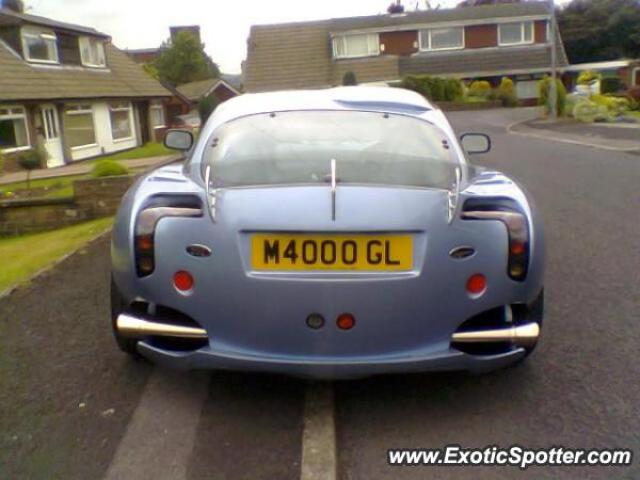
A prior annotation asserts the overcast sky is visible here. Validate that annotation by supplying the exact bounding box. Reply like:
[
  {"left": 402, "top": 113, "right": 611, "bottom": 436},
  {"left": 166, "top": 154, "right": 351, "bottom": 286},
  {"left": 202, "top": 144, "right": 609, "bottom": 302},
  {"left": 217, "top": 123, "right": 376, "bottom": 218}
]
[{"left": 26, "top": 0, "right": 566, "bottom": 74}]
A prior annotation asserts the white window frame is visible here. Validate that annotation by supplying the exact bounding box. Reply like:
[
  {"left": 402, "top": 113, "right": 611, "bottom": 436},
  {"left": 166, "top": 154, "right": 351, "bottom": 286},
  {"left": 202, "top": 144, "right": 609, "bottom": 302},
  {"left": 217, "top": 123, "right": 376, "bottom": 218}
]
[
  {"left": 632, "top": 67, "right": 640, "bottom": 86},
  {"left": 419, "top": 27, "right": 465, "bottom": 52},
  {"left": 0, "top": 105, "right": 31, "bottom": 153},
  {"left": 21, "top": 27, "right": 59, "bottom": 64},
  {"left": 79, "top": 36, "right": 106, "bottom": 68},
  {"left": 108, "top": 102, "right": 134, "bottom": 142},
  {"left": 332, "top": 33, "right": 380, "bottom": 59},
  {"left": 498, "top": 21, "right": 534, "bottom": 47},
  {"left": 64, "top": 104, "right": 97, "bottom": 150},
  {"left": 150, "top": 102, "right": 166, "bottom": 129}
]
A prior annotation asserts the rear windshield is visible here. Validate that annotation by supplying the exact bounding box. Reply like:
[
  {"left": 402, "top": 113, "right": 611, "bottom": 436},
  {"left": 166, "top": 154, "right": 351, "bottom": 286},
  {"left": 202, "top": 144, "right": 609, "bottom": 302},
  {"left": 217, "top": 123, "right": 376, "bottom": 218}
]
[{"left": 203, "top": 110, "right": 459, "bottom": 189}]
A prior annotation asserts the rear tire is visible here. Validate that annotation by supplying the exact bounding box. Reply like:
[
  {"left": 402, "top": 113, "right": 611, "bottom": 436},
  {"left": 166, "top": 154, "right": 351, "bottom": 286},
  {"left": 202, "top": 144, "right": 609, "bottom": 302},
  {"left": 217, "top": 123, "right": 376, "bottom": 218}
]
[{"left": 110, "top": 276, "right": 140, "bottom": 357}]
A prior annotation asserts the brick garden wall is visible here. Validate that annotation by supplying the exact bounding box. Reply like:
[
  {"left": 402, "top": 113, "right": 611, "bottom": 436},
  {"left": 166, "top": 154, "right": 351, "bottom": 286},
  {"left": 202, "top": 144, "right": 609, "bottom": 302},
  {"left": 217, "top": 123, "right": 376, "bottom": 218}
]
[{"left": 0, "top": 175, "right": 136, "bottom": 236}]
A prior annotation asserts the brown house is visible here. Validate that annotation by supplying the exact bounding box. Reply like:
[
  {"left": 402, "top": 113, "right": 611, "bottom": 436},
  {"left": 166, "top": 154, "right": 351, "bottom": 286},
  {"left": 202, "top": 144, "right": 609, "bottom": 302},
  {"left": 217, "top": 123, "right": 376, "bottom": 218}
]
[
  {"left": 244, "top": 2, "right": 569, "bottom": 101},
  {"left": 0, "top": 7, "right": 171, "bottom": 172}
]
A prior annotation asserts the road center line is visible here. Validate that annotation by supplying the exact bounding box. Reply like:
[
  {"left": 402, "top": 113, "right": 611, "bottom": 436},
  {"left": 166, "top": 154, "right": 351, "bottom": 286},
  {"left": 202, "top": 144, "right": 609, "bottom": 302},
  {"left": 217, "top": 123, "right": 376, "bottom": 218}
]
[
  {"left": 301, "top": 382, "right": 337, "bottom": 480},
  {"left": 103, "top": 368, "right": 209, "bottom": 480}
]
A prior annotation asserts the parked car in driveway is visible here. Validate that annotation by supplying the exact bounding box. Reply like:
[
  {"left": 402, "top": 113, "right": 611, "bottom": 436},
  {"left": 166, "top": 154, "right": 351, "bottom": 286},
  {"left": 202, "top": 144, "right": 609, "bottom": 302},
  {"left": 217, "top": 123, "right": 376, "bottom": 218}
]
[{"left": 110, "top": 87, "right": 545, "bottom": 379}]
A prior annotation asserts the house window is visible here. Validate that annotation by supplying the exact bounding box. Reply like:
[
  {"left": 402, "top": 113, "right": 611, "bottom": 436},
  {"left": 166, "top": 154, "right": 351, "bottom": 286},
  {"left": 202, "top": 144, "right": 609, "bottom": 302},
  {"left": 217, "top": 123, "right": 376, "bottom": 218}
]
[
  {"left": 22, "top": 28, "right": 59, "bottom": 63},
  {"left": 0, "top": 106, "right": 30, "bottom": 152},
  {"left": 79, "top": 36, "right": 106, "bottom": 67},
  {"left": 109, "top": 102, "right": 133, "bottom": 140},
  {"left": 516, "top": 80, "right": 539, "bottom": 99},
  {"left": 64, "top": 104, "right": 96, "bottom": 148},
  {"left": 419, "top": 27, "right": 464, "bottom": 51},
  {"left": 333, "top": 34, "right": 379, "bottom": 59},
  {"left": 150, "top": 102, "right": 165, "bottom": 128},
  {"left": 498, "top": 21, "right": 533, "bottom": 46}
]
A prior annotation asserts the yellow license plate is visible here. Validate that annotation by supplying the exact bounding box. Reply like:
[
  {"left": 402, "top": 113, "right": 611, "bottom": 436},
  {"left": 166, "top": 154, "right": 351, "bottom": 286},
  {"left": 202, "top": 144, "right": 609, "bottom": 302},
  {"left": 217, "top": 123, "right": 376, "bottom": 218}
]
[{"left": 251, "top": 234, "right": 413, "bottom": 271}]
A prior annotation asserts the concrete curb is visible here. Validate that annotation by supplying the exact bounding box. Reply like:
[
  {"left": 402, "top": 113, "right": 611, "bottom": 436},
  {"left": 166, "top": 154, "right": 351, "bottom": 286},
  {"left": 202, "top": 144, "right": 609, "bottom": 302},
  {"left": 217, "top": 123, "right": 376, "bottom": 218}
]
[
  {"left": 506, "top": 119, "right": 640, "bottom": 153},
  {"left": 0, "top": 225, "right": 112, "bottom": 301}
]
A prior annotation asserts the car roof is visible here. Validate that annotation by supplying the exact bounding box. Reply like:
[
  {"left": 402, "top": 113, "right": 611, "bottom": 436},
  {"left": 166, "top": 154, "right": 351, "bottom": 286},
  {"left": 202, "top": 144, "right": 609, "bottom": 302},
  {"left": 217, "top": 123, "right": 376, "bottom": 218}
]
[{"left": 211, "top": 87, "right": 434, "bottom": 124}]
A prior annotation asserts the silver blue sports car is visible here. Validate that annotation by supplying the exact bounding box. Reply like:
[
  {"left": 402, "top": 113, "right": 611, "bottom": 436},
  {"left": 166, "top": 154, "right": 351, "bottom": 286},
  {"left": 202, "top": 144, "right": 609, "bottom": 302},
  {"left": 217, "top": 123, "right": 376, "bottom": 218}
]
[{"left": 110, "top": 87, "right": 545, "bottom": 379}]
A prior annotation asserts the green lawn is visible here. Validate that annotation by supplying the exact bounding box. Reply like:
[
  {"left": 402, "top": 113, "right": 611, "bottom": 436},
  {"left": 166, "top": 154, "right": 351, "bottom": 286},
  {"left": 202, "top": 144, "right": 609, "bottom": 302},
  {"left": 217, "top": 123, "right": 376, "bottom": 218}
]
[
  {"left": 90, "top": 141, "right": 171, "bottom": 163},
  {"left": 1, "top": 167, "right": 144, "bottom": 200},
  {"left": 0, "top": 174, "right": 89, "bottom": 199},
  {"left": 0, "top": 217, "right": 113, "bottom": 292}
]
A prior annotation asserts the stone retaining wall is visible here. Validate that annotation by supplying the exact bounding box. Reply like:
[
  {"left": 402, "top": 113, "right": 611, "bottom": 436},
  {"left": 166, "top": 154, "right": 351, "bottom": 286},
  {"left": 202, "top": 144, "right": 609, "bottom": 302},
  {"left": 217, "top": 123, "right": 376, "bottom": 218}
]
[{"left": 0, "top": 175, "right": 136, "bottom": 236}]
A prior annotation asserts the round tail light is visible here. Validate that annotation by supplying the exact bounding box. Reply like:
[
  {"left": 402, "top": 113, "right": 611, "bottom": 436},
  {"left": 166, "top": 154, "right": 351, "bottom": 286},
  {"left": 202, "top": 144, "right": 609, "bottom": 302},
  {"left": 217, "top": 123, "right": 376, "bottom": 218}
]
[
  {"left": 173, "top": 271, "right": 194, "bottom": 292},
  {"left": 336, "top": 313, "right": 356, "bottom": 330},
  {"left": 466, "top": 274, "right": 486, "bottom": 296}
]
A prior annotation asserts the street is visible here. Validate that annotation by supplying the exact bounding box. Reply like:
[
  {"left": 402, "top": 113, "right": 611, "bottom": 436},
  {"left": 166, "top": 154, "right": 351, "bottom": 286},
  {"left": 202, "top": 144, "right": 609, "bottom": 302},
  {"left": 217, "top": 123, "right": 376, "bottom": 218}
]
[{"left": 1, "top": 108, "right": 639, "bottom": 479}]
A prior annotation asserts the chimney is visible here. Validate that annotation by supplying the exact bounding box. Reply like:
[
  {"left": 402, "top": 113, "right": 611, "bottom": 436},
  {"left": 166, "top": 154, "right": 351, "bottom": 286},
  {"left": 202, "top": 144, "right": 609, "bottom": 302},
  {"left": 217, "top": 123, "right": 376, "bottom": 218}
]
[
  {"left": 387, "top": 1, "right": 405, "bottom": 14},
  {"left": 2, "top": 0, "right": 25, "bottom": 13}
]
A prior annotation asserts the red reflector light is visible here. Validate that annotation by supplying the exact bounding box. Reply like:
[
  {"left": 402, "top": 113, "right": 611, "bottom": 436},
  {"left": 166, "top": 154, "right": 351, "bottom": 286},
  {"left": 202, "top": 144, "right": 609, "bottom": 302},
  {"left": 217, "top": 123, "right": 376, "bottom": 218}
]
[
  {"left": 510, "top": 241, "right": 525, "bottom": 256},
  {"left": 337, "top": 313, "right": 356, "bottom": 330},
  {"left": 466, "top": 274, "right": 486, "bottom": 295},
  {"left": 137, "top": 235, "right": 154, "bottom": 251},
  {"left": 173, "top": 271, "right": 194, "bottom": 292}
]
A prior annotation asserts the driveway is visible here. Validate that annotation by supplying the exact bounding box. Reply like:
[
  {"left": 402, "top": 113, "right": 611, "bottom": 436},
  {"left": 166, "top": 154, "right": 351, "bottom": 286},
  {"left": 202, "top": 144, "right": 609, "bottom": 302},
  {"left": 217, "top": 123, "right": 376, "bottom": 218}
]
[{"left": 1, "top": 108, "right": 638, "bottom": 479}]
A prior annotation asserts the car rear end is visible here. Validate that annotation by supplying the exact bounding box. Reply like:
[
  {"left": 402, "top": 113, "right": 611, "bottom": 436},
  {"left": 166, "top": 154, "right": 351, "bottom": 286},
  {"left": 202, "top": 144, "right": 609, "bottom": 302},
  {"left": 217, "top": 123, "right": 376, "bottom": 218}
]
[{"left": 111, "top": 106, "right": 544, "bottom": 378}]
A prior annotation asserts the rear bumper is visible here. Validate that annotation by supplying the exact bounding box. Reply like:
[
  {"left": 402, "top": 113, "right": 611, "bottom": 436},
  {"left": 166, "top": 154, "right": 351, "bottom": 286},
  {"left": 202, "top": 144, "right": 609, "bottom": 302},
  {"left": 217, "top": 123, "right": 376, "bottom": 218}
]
[{"left": 135, "top": 340, "right": 527, "bottom": 379}]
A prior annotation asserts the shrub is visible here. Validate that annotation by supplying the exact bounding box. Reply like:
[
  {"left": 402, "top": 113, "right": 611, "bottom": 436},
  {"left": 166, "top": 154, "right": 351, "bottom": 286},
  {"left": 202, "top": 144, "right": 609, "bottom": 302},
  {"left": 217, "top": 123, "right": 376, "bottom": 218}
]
[
  {"left": 573, "top": 100, "right": 609, "bottom": 123},
  {"left": 0, "top": 150, "right": 4, "bottom": 177},
  {"left": 565, "top": 93, "right": 584, "bottom": 116},
  {"left": 342, "top": 71, "right": 358, "bottom": 86},
  {"left": 590, "top": 94, "right": 630, "bottom": 115},
  {"left": 628, "top": 86, "right": 640, "bottom": 110},
  {"left": 399, "top": 75, "right": 459, "bottom": 102},
  {"left": 497, "top": 77, "right": 518, "bottom": 107},
  {"left": 467, "top": 80, "right": 492, "bottom": 98},
  {"left": 399, "top": 75, "right": 430, "bottom": 98},
  {"left": 600, "top": 77, "right": 624, "bottom": 94},
  {"left": 538, "top": 76, "right": 567, "bottom": 116},
  {"left": 17, "top": 150, "right": 43, "bottom": 190},
  {"left": 443, "top": 78, "right": 463, "bottom": 101},
  {"left": 91, "top": 159, "right": 129, "bottom": 178},
  {"left": 428, "top": 77, "right": 446, "bottom": 101},
  {"left": 577, "top": 70, "right": 601, "bottom": 85}
]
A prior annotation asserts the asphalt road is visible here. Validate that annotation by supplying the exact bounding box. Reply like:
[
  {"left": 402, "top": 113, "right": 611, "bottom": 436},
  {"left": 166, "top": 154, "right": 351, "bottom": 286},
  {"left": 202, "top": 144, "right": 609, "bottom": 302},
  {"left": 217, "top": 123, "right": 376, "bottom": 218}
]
[
  {"left": 337, "top": 108, "right": 640, "bottom": 479},
  {"left": 1, "top": 108, "right": 638, "bottom": 479}
]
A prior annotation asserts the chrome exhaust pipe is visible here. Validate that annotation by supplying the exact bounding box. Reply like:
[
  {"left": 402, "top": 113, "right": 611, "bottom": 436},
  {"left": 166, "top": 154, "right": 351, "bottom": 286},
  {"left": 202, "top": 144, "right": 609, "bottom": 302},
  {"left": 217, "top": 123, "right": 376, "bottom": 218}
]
[
  {"left": 452, "top": 322, "right": 539, "bottom": 348},
  {"left": 117, "top": 313, "right": 208, "bottom": 339}
]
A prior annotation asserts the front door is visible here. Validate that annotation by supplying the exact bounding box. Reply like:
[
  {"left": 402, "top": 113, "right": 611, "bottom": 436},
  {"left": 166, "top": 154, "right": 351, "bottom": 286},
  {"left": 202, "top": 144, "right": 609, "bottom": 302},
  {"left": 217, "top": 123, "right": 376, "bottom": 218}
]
[{"left": 41, "top": 104, "right": 65, "bottom": 168}]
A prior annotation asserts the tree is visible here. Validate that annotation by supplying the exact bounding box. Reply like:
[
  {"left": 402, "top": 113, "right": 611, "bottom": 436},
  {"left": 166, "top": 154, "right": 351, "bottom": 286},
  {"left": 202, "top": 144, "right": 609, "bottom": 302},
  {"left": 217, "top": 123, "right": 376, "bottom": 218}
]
[
  {"left": 198, "top": 95, "right": 219, "bottom": 124},
  {"left": 154, "top": 31, "right": 219, "bottom": 87},
  {"left": 558, "top": 0, "right": 640, "bottom": 64},
  {"left": 142, "top": 63, "right": 159, "bottom": 80}
]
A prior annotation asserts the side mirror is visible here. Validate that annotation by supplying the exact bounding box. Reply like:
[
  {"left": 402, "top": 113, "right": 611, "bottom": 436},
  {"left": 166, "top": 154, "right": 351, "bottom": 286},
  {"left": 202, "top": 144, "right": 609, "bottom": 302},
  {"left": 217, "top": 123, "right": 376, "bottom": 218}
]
[
  {"left": 460, "top": 133, "right": 491, "bottom": 155},
  {"left": 164, "top": 129, "right": 194, "bottom": 151}
]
